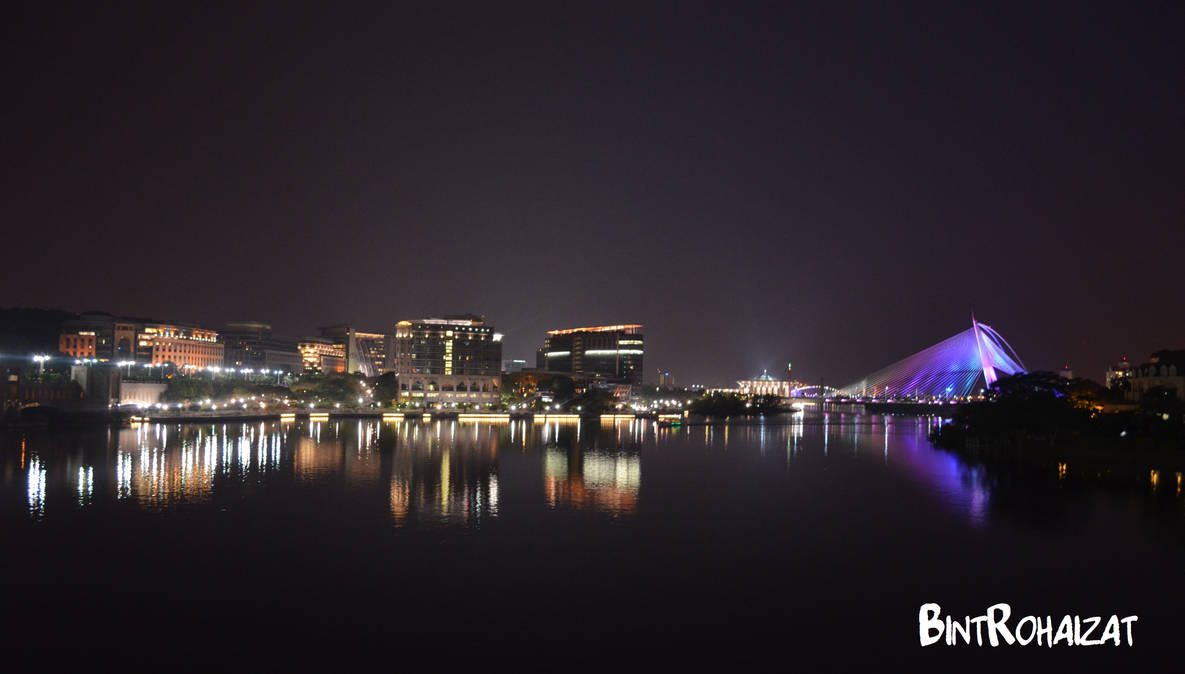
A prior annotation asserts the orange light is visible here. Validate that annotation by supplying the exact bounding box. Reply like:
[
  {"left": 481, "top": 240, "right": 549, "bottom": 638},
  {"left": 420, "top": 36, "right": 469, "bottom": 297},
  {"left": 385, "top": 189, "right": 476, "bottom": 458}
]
[{"left": 546, "top": 324, "right": 642, "bottom": 335}]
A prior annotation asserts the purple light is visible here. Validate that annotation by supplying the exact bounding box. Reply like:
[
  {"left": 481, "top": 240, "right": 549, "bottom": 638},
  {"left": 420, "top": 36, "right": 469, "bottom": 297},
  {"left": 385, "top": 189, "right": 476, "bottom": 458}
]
[{"left": 840, "top": 316, "right": 1026, "bottom": 399}]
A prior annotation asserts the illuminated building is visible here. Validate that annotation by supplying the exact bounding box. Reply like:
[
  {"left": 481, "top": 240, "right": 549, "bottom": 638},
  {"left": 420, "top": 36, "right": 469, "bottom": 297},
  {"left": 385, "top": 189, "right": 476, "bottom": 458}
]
[
  {"left": 59, "top": 330, "right": 97, "bottom": 358},
  {"left": 298, "top": 337, "right": 346, "bottom": 374},
  {"left": 136, "top": 323, "right": 224, "bottom": 369},
  {"left": 58, "top": 312, "right": 138, "bottom": 362},
  {"left": 657, "top": 369, "right": 673, "bottom": 388},
  {"left": 318, "top": 324, "right": 385, "bottom": 377},
  {"left": 222, "top": 321, "right": 302, "bottom": 373},
  {"left": 536, "top": 324, "right": 643, "bottom": 384},
  {"left": 737, "top": 370, "right": 803, "bottom": 398},
  {"left": 839, "top": 317, "right": 1026, "bottom": 399},
  {"left": 1105, "top": 358, "right": 1133, "bottom": 389},
  {"left": 60, "top": 313, "right": 223, "bottom": 369},
  {"left": 386, "top": 314, "right": 502, "bottom": 406}
]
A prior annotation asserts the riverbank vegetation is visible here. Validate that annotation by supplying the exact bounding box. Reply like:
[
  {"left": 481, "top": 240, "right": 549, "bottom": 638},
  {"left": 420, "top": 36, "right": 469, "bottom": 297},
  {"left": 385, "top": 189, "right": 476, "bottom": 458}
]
[{"left": 931, "top": 372, "right": 1185, "bottom": 458}]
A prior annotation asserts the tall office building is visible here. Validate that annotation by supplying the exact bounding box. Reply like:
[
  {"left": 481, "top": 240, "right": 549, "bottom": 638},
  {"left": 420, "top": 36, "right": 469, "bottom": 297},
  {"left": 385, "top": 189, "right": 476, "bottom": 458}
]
[
  {"left": 385, "top": 314, "right": 502, "bottom": 406},
  {"left": 536, "top": 324, "right": 643, "bottom": 384}
]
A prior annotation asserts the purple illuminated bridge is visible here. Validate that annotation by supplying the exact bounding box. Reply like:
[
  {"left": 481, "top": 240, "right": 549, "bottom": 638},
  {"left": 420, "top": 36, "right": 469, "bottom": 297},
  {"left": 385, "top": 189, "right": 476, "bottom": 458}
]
[{"left": 839, "top": 317, "right": 1026, "bottom": 399}]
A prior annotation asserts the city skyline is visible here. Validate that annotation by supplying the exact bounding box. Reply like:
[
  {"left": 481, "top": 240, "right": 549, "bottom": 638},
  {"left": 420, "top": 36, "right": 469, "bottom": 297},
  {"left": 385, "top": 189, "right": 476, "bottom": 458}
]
[{"left": 4, "top": 2, "right": 1182, "bottom": 386}]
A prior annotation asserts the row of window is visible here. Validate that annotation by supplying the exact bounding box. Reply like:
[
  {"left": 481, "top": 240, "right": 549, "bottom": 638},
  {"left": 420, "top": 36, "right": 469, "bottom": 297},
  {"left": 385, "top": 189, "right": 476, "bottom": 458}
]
[{"left": 400, "top": 381, "right": 500, "bottom": 392}]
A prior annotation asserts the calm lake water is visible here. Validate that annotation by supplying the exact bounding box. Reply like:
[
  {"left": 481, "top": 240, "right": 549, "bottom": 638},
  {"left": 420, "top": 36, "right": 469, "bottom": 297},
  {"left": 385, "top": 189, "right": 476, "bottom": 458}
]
[{"left": 2, "top": 415, "right": 1181, "bottom": 668}]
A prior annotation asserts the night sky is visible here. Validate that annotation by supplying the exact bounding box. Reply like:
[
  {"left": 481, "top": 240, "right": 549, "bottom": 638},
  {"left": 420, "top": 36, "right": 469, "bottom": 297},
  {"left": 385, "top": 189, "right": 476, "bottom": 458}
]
[{"left": 4, "top": 2, "right": 1182, "bottom": 386}]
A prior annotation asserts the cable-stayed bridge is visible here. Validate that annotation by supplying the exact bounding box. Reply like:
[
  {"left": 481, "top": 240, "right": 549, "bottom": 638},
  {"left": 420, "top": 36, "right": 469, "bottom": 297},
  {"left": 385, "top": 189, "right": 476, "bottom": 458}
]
[{"left": 839, "top": 317, "right": 1026, "bottom": 400}]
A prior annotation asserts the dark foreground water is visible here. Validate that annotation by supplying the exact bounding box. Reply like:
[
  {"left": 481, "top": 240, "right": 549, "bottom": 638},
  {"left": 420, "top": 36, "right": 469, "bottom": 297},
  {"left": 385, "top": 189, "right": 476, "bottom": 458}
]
[{"left": 1, "top": 415, "right": 1182, "bottom": 670}]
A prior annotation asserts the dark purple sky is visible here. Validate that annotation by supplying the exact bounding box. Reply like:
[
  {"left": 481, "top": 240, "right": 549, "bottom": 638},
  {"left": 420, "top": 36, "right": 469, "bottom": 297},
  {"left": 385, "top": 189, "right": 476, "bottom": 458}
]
[{"left": 4, "top": 2, "right": 1182, "bottom": 386}]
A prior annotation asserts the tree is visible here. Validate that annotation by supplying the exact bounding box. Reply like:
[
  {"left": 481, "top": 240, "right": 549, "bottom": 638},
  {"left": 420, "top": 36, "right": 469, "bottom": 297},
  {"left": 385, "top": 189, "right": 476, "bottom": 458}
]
[{"left": 372, "top": 372, "right": 400, "bottom": 407}]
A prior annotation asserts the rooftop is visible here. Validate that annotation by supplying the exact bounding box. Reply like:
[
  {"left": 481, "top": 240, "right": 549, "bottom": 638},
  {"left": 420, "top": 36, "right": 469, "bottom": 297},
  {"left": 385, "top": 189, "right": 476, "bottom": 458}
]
[{"left": 547, "top": 324, "right": 642, "bottom": 336}]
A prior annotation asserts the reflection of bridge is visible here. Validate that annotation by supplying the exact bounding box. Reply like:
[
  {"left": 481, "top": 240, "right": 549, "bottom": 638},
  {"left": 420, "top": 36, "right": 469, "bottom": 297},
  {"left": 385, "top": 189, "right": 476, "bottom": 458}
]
[{"left": 839, "top": 316, "right": 1026, "bottom": 400}]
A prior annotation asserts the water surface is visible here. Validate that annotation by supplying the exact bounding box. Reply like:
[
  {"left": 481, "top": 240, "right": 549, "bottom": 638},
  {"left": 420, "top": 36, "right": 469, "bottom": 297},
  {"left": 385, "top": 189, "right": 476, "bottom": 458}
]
[{"left": 2, "top": 415, "right": 1181, "bottom": 668}]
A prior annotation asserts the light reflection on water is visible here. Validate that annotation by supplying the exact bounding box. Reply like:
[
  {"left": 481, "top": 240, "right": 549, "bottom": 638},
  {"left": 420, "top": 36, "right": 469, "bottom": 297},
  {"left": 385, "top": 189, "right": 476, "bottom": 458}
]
[{"left": 7, "top": 414, "right": 1176, "bottom": 531}]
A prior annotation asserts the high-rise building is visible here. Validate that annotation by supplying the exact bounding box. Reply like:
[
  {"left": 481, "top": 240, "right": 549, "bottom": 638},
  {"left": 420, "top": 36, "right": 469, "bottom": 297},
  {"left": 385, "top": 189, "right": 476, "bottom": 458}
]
[
  {"left": 222, "top": 322, "right": 303, "bottom": 374},
  {"left": 385, "top": 314, "right": 502, "bottom": 406},
  {"left": 536, "top": 324, "right": 643, "bottom": 384}
]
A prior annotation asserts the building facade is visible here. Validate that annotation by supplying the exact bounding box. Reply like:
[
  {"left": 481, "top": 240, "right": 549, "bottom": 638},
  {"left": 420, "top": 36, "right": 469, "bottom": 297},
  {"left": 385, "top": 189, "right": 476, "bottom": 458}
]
[
  {"left": 386, "top": 315, "right": 502, "bottom": 406},
  {"left": 59, "top": 331, "right": 97, "bottom": 359},
  {"left": 137, "top": 323, "right": 224, "bottom": 369},
  {"left": 58, "top": 313, "right": 138, "bottom": 362},
  {"left": 319, "top": 325, "right": 385, "bottom": 376},
  {"left": 298, "top": 337, "right": 347, "bottom": 374},
  {"left": 1126, "top": 350, "right": 1185, "bottom": 402},
  {"left": 1105, "top": 358, "right": 1134, "bottom": 389},
  {"left": 59, "top": 314, "right": 222, "bottom": 369},
  {"left": 737, "top": 370, "right": 803, "bottom": 398},
  {"left": 222, "top": 321, "right": 302, "bottom": 373},
  {"left": 535, "top": 324, "right": 643, "bottom": 384}
]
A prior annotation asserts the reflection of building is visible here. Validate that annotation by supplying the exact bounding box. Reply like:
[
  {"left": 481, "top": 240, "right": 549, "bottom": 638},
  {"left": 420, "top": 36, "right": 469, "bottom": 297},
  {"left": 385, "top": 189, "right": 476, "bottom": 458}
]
[
  {"left": 386, "top": 315, "right": 502, "bottom": 406},
  {"left": 542, "top": 446, "right": 639, "bottom": 514},
  {"left": 319, "top": 325, "right": 385, "bottom": 376},
  {"left": 222, "top": 321, "right": 302, "bottom": 373},
  {"left": 136, "top": 323, "right": 224, "bottom": 369},
  {"left": 388, "top": 428, "right": 500, "bottom": 527},
  {"left": 1126, "top": 350, "right": 1185, "bottom": 402},
  {"left": 298, "top": 337, "right": 346, "bottom": 374},
  {"left": 536, "top": 324, "right": 643, "bottom": 384}
]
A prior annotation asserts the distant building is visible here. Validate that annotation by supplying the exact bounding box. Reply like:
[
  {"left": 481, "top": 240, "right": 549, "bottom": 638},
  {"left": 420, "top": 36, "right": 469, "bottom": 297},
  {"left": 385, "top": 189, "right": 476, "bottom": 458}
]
[
  {"left": 59, "top": 330, "right": 97, "bottom": 359},
  {"left": 657, "top": 370, "right": 674, "bottom": 388},
  {"left": 222, "top": 322, "right": 302, "bottom": 374},
  {"left": 1059, "top": 365, "right": 1074, "bottom": 379},
  {"left": 385, "top": 314, "right": 503, "bottom": 406},
  {"left": 502, "top": 359, "right": 527, "bottom": 373},
  {"left": 58, "top": 313, "right": 138, "bottom": 362},
  {"left": 1127, "top": 350, "right": 1185, "bottom": 402},
  {"left": 737, "top": 370, "right": 801, "bottom": 398},
  {"left": 1105, "top": 357, "right": 1133, "bottom": 389},
  {"left": 319, "top": 325, "right": 385, "bottom": 376},
  {"left": 298, "top": 337, "right": 346, "bottom": 374},
  {"left": 136, "top": 322, "right": 224, "bottom": 370},
  {"left": 58, "top": 313, "right": 222, "bottom": 369},
  {"left": 536, "top": 324, "right": 643, "bottom": 384}
]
